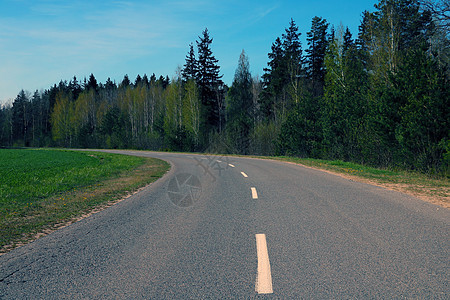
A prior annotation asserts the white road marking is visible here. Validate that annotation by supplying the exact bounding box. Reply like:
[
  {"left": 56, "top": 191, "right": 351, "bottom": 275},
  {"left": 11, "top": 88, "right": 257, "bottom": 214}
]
[
  {"left": 251, "top": 187, "right": 258, "bottom": 199},
  {"left": 255, "top": 234, "right": 273, "bottom": 294},
  {"left": 217, "top": 160, "right": 222, "bottom": 163},
  {"left": 228, "top": 164, "right": 235, "bottom": 168},
  {"left": 241, "top": 172, "right": 248, "bottom": 178}
]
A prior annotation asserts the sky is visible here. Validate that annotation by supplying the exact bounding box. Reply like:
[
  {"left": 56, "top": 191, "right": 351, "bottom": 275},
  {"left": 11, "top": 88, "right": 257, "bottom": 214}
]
[{"left": 0, "top": 0, "right": 378, "bottom": 105}]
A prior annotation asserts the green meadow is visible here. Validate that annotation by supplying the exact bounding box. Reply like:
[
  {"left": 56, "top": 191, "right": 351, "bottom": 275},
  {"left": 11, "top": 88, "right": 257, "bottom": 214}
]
[{"left": 0, "top": 149, "right": 169, "bottom": 251}]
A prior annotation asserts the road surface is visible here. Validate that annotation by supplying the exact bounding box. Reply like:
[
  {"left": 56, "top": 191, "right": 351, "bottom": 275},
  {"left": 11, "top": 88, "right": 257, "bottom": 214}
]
[{"left": 1, "top": 150, "right": 448, "bottom": 298}]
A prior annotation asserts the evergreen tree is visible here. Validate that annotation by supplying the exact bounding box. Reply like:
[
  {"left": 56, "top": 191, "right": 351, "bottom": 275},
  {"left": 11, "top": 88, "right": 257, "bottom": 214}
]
[
  {"left": 227, "top": 50, "right": 253, "bottom": 154},
  {"left": 322, "top": 26, "right": 368, "bottom": 161},
  {"left": 361, "top": 0, "right": 436, "bottom": 166},
  {"left": 305, "top": 16, "right": 329, "bottom": 97},
  {"left": 261, "top": 19, "right": 303, "bottom": 124},
  {"left": 343, "top": 27, "right": 354, "bottom": 52},
  {"left": 0, "top": 103, "right": 13, "bottom": 146},
  {"left": 100, "top": 106, "right": 129, "bottom": 149},
  {"left": 86, "top": 73, "right": 98, "bottom": 92},
  {"left": 158, "top": 75, "right": 170, "bottom": 89},
  {"left": 142, "top": 74, "right": 150, "bottom": 87},
  {"left": 69, "top": 76, "right": 82, "bottom": 101},
  {"left": 196, "top": 28, "right": 224, "bottom": 142},
  {"left": 282, "top": 18, "right": 303, "bottom": 104},
  {"left": 135, "top": 74, "right": 142, "bottom": 86},
  {"left": 261, "top": 37, "right": 285, "bottom": 121},
  {"left": 12, "top": 90, "right": 30, "bottom": 145},
  {"left": 393, "top": 43, "right": 449, "bottom": 173},
  {"left": 182, "top": 43, "right": 198, "bottom": 81},
  {"left": 120, "top": 74, "right": 131, "bottom": 89}
]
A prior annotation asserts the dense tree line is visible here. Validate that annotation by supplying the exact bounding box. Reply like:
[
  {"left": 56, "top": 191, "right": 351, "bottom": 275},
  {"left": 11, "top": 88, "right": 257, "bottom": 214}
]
[{"left": 1, "top": 0, "right": 448, "bottom": 175}]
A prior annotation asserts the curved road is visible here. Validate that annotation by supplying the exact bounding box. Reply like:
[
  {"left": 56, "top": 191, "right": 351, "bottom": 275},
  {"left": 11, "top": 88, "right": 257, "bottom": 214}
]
[{"left": 1, "top": 150, "right": 449, "bottom": 298}]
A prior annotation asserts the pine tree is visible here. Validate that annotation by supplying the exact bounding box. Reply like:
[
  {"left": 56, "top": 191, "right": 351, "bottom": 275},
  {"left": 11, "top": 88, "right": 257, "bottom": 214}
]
[
  {"left": 69, "top": 76, "right": 82, "bottom": 101},
  {"left": 322, "top": 26, "right": 368, "bottom": 161},
  {"left": 12, "top": 90, "right": 30, "bottom": 145},
  {"left": 282, "top": 19, "right": 303, "bottom": 103},
  {"left": 360, "top": 0, "right": 436, "bottom": 166},
  {"left": 305, "top": 16, "right": 329, "bottom": 97},
  {"left": 120, "top": 74, "right": 131, "bottom": 89},
  {"left": 227, "top": 50, "right": 253, "bottom": 154},
  {"left": 135, "top": 74, "right": 142, "bottom": 86},
  {"left": 261, "top": 37, "right": 285, "bottom": 121},
  {"left": 393, "top": 43, "right": 449, "bottom": 172},
  {"left": 86, "top": 73, "right": 98, "bottom": 92},
  {"left": 182, "top": 43, "right": 198, "bottom": 81},
  {"left": 196, "top": 28, "right": 224, "bottom": 141},
  {"left": 261, "top": 19, "right": 303, "bottom": 124},
  {"left": 142, "top": 74, "right": 150, "bottom": 87},
  {"left": 0, "top": 104, "right": 13, "bottom": 146}
]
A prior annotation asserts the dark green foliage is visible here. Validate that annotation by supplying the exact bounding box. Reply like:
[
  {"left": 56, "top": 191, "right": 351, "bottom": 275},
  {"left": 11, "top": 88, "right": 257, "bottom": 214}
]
[
  {"left": 86, "top": 73, "right": 98, "bottom": 92},
  {"left": 0, "top": 104, "right": 12, "bottom": 146},
  {"left": 1, "top": 0, "right": 447, "bottom": 176},
  {"left": 69, "top": 76, "right": 82, "bottom": 101},
  {"left": 321, "top": 27, "right": 368, "bottom": 162},
  {"left": 261, "top": 37, "right": 285, "bottom": 120},
  {"left": 261, "top": 19, "right": 303, "bottom": 124},
  {"left": 120, "top": 74, "right": 131, "bottom": 88},
  {"left": 227, "top": 50, "right": 254, "bottom": 154},
  {"left": 11, "top": 90, "right": 30, "bottom": 145},
  {"left": 196, "top": 28, "right": 225, "bottom": 141},
  {"left": 393, "top": 44, "right": 449, "bottom": 172},
  {"left": 276, "top": 98, "right": 322, "bottom": 158},
  {"left": 182, "top": 43, "right": 198, "bottom": 81},
  {"left": 305, "top": 16, "right": 329, "bottom": 97},
  {"left": 273, "top": 1, "right": 448, "bottom": 175}
]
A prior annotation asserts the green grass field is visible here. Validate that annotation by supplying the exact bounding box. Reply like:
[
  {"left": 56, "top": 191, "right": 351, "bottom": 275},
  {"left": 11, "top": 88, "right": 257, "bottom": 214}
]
[{"left": 0, "top": 149, "right": 169, "bottom": 252}]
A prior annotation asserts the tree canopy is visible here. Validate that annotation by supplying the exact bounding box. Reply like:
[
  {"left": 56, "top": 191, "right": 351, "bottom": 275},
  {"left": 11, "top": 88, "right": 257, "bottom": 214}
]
[{"left": 1, "top": 0, "right": 448, "bottom": 175}]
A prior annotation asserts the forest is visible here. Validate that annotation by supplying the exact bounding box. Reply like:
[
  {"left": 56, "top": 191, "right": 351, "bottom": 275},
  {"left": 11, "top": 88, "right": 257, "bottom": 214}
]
[{"left": 0, "top": 0, "right": 448, "bottom": 175}]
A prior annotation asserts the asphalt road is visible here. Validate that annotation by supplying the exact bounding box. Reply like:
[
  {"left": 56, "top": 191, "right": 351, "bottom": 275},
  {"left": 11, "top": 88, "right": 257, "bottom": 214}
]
[{"left": 1, "top": 150, "right": 449, "bottom": 298}]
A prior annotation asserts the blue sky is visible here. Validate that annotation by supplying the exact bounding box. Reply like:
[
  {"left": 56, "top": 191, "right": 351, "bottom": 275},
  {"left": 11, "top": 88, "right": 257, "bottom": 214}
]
[{"left": 0, "top": 0, "right": 378, "bottom": 104}]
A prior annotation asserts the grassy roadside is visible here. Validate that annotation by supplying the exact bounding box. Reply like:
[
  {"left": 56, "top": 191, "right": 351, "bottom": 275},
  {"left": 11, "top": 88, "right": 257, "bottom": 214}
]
[
  {"left": 0, "top": 149, "right": 169, "bottom": 253},
  {"left": 268, "top": 156, "right": 449, "bottom": 208},
  {"left": 189, "top": 150, "right": 449, "bottom": 207}
]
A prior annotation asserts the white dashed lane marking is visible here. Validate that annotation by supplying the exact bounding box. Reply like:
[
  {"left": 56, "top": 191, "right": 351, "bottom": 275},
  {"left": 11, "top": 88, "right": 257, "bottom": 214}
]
[
  {"left": 255, "top": 234, "right": 273, "bottom": 294},
  {"left": 251, "top": 187, "right": 258, "bottom": 199}
]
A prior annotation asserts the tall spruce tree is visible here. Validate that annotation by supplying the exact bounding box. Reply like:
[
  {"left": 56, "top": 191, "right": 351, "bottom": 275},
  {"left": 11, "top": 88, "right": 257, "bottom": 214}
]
[
  {"left": 227, "top": 50, "right": 253, "bottom": 154},
  {"left": 322, "top": 26, "right": 368, "bottom": 161},
  {"left": 12, "top": 90, "right": 30, "bottom": 145},
  {"left": 305, "top": 16, "right": 329, "bottom": 98},
  {"left": 261, "top": 37, "right": 285, "bottom": 121},
  {"left": 261, "top": 19, "right": 303, "bottom": 124},
  {"left": 86, "top": 73, "right": 98, "bottom": 92},
  {"left": 182, "top": 43, "right": 198, "bottom": 81},
  {"left": 392, "top": 43, "right": 449, "bottom": 173},
  {"left": 360, "top": 0, "right": 436, "bottom": 166},
  {"left": 196, "top": 28, "right": 224, "bottom": 143},
  {"left": 282, "top": 18, "right": 303, "bottom": 104}
]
